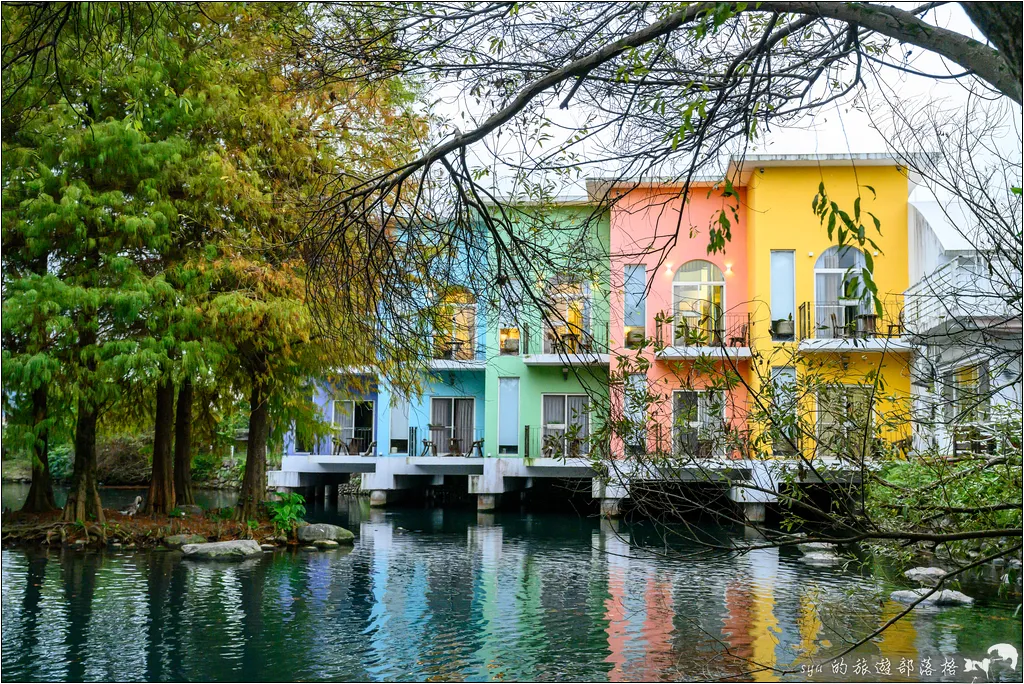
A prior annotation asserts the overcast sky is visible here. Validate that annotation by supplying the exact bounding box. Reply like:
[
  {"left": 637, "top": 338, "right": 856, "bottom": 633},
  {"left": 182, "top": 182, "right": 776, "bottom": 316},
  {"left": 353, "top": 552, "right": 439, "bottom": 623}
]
[{"left": 422, "top": 3, "right": 1021, "bottom": 198}]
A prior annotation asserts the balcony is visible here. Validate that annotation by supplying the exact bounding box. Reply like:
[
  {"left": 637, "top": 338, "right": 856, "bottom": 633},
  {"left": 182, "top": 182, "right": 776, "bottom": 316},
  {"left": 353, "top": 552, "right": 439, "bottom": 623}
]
[
  {"left": 654, "top": 312, "right": 751, "bottom": 360},
  {"left": 430, "top": 337, "right": 486, "bottom": 370},
  {"left": 797, "top": 295, "right": 914, "bottom": 353},
  {"left": 903, "top": 255, "right": 1022, "bottom": 338},
  {"left": 521, "top": 323, "right": 610, "bottom": 366},
  {"left": 523, "top": 425, "right": 593, "bottom": 459},
  {"left": 408, "top": 425, "right": 485, "bottom": 458}
]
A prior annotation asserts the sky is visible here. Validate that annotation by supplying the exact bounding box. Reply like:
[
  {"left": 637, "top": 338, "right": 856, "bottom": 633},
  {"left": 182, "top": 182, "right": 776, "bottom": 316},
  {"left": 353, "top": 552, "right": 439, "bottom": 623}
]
[{"left": 420, "top": 3, "right": 1022, "bottom": 199}]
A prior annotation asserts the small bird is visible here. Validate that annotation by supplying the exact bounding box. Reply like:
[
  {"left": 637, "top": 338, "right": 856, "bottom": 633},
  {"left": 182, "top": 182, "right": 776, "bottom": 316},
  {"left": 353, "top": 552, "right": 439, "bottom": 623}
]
[{"left": 120, "top": 496, "right": 143, "bottom": 517}]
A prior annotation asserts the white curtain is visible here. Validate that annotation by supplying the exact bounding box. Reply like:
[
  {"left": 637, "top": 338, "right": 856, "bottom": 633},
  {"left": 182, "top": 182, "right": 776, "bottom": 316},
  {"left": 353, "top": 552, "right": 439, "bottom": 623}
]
[
  {"left": 454, "top": 398, "right": 474, "bottom": 453},
  {"left": 431, "top": 398, "right": 452, "bottom": 454}
]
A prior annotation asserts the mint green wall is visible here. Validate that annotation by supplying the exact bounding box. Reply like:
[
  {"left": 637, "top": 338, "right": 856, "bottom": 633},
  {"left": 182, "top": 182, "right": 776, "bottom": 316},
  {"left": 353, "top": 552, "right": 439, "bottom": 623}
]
[{"left": 482, "top": 205, "right": 610, "bottom": 457}]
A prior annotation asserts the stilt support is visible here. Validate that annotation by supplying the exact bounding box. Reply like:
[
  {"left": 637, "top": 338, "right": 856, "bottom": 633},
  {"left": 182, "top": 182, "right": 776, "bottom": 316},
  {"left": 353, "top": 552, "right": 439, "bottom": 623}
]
[
  {"left": 477, "top": 494, "right": 499, "bottom": 512},
  {"left": 600, "top": 497, "right": 625, "bottom": 518},
  {"left": 742, "top": 502, "right": 766, "bottom": 524},
  {"left": 370, "top": 490, "right": 388, "bottom": 508}
]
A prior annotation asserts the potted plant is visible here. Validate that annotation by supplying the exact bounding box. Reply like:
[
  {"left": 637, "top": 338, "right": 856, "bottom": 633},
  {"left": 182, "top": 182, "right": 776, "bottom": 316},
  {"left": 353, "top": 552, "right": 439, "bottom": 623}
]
[
  {"left": 838, "top": 280, "right": 861, "bottom": 306},
  {"left": 774, "top": 313, "right": 795, "bottom": 338}
]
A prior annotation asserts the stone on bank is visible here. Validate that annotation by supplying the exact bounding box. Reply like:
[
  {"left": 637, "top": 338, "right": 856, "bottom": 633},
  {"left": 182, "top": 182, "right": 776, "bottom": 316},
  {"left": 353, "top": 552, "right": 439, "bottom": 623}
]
[
  {"left": 296, "top": 523, "right": 354, "bottom": 544},
  {"left": 904, "top": 566, "right": 948, "bottom": 587},
  {"left": 164, "top": 534, "right": 208, "bottom": 550},
  {"left": 181, "top": 540, "right": 263, "bottom": 560},
  {"left": 890, "top": 588, "right": 974, "bottom": 606}
]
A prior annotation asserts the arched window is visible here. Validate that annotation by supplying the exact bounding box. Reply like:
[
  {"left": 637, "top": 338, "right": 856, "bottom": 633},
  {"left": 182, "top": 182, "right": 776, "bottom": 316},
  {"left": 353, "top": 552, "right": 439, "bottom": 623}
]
[
  {"left": 673, "top": 260, "right": 724, "bottom": 345},
  {"left": 814, "top": 246, "right": 868, "bottom": 339},
  {"left": 434, "top": 288, "right": 476, "bottom": 360}
]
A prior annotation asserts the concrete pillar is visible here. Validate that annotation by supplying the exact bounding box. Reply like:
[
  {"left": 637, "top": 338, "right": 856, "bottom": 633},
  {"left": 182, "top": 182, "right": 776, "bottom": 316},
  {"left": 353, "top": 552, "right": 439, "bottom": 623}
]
[
  {"left": 477, "top": 493, "right": 499, "bottom": 512},
  {"left": 326, "top": 483, "right": 339, "bottom": 504},
  {"left": 600, "top": 498, "right": 625, "bottom": 518},
  {"left": 370, "top": 490, "right": 388, "bottom": 507},
  {"left": 741, "top": 502, "right": 766, "bottom": 524}
]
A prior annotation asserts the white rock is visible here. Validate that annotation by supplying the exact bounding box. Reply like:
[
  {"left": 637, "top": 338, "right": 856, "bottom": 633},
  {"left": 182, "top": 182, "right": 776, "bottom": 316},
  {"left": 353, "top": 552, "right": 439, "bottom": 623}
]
[
  {"left": 798, "top": 542, "right": 837, "bottom": 554},
  {"left": 181, "top": 540, "right": 262, "bottom": 560},
  {"left": 904, "top": 566, "right": 948, "bottom": 586},
  {"left": 799, "top": 552, "right": 841, "bottom": 565},
  {"left": 890, "top": 588, "right": 974, "bottom": 606}
]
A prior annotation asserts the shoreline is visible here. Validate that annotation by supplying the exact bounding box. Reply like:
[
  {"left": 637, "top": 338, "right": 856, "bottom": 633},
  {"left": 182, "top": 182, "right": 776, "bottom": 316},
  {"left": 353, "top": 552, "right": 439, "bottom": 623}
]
[{"left": 0, "top": 508, "right": 281, "bottom": 550}]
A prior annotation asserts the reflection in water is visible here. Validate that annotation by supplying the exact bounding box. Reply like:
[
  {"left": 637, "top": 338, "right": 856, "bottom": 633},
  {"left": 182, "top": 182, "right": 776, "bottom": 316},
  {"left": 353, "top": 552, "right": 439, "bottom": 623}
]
[{"left": 2, "top": 500, "right": 1021, "bottom": 682}]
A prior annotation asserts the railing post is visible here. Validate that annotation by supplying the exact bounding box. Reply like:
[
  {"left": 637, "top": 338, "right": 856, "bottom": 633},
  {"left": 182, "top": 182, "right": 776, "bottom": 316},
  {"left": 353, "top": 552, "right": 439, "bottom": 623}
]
[{"left": 524, "top": 425, "right": 530, "bottom": 458}]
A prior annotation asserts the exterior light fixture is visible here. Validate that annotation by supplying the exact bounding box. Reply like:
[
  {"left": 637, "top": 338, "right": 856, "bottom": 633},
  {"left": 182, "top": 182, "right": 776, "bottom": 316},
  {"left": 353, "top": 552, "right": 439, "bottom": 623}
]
[{"left": 725, "top": 263, "right": 733, "bottom": 275}]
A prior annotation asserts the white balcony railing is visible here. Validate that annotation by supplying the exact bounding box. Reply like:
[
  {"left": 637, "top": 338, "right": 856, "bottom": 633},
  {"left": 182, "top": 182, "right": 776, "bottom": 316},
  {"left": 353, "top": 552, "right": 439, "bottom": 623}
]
[{"left": 903, "top": 255, "right": 1020, "bottom": 336}]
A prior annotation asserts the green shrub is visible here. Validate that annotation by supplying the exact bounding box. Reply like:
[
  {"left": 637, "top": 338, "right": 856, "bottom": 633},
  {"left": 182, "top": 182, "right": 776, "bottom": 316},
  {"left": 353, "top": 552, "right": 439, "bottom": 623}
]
[
  {"left": 48, "top": 444, "right": 74, "bottom": 482},
  {"left": 266, "top": 492, "right": 305, "bottom": 536},
  {"left": 191, "top": 450, "right": 219, "bottom": 482}
]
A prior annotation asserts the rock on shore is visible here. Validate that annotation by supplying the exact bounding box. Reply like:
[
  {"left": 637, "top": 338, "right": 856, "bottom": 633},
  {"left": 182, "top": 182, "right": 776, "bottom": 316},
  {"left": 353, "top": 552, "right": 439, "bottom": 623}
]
[
  {"left": 181, "top": 540, "right": 262, "bottom": 560},
  {"left": 164, "top": 534, "right": 208, "bottom": 550},
  {"left": 890, "top": 588, "right": 974, "bottom": 606},
  {"left": 904, "top": 566, "right": 948, "bottom": 587},
  {"left": 296, "top": 523, "right": 355, "bottom": 544}
]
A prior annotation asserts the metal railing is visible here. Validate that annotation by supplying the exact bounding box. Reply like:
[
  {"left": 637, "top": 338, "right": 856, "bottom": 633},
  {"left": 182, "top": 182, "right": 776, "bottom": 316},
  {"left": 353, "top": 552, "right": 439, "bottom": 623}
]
[
  {"left": 798, "top": 295, "right": 904, "bottom": 341},
  {"left": 409, "top": 425, "right": 485, "bottom": 457},
  {"left": 521, "top": 322, "right": 609, "bottom": 355},
  {"left": 330, "top": 427, "right": 376, "bottom": 456},
  {"left": 432, "top": 337, "right": 485, "bottom": 361},
  {"left": 903, "top": 255, "right": 1021, "bottom": 335},
  {"left": 655, "top": 312, "right": 750, "bottom": 347},
  {"left": 523, "top": 425, "right": 592, "bottom": 459}
]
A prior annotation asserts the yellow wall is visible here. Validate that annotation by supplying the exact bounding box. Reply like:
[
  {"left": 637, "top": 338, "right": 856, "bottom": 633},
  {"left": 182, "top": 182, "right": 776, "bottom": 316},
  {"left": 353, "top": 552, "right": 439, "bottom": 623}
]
[{"left": 744, "top": 163, "right": 913, "bottom": 456}]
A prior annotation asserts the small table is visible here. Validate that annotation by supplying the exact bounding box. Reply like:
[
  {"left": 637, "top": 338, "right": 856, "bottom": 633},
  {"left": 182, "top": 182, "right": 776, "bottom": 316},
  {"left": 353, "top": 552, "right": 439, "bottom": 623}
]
[{"left": 856, "top": 313, "right": 878, "bottom": 338}]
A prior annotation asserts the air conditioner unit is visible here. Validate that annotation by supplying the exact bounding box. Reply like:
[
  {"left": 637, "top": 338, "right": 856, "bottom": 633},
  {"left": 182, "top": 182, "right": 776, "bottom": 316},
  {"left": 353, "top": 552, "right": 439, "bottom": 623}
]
[
  {"left": 501, "top": 337, "right": 520, "bottom": 353},
  {"left": 625, "top": 329, "right": 645, "bottom": 347}
]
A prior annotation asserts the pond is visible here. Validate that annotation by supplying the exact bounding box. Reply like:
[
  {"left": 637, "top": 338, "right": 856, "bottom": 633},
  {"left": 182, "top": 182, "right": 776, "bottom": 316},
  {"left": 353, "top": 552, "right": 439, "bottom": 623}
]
[{"left": 1, "top": 487, "right": 1021, "bottom": 682}]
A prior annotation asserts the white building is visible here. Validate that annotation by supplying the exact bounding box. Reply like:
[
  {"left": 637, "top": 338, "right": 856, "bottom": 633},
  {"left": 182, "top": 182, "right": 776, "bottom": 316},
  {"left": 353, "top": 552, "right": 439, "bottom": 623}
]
[{"left": 904, "top": 186, "right": 1022, "bottom": 454}]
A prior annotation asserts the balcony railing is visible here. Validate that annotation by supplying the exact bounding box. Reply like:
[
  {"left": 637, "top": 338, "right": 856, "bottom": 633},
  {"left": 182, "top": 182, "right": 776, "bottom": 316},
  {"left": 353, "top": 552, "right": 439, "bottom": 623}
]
[
  {"left": 410, "top": 425, "right": 485, "bottom": 457},
  {"left": 329, "top": 427, "right": 376, "bottom": 456},
  {"left": 432, "top": 337, "right": 485, "bottom": 362},
  {"left": 655, "top": 312, "right": 750, "bottom": 347},
  {"left": 797, "top": 295, "right": 904, "bottom": 341},
  {"left": 903, "top": 255, "right": 1021, "bottom": 336},
  {"left": 521, "top": 322, "right": 609, "bottom": 355},
  {"left": 523, "top": 425, "right": 592, "bottom": 459}
]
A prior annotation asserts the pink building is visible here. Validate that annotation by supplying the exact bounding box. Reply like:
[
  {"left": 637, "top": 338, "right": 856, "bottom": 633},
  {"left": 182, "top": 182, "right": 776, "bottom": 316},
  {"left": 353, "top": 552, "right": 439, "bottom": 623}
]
[{"left": 605, "top": 181, "right": 752, "bottom": 459}]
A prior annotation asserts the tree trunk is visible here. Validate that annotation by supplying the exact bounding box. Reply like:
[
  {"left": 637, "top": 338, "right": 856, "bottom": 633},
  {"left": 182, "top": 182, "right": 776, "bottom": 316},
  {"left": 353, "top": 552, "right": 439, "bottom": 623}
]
[
  {"left": 173, "top": 379, "right": 195, "bottom": 506},
  {"left": 146, "top": 378, "right": 176, "bottom": 514},
  {"left": 62, "top": 397, "right": 104, "bottom": 523},
  {"left": 21, "top": 385, "right": 57, "bottom": 513},
  {"left": 236, "top": 362, "right": 269, "bottom": 521}
]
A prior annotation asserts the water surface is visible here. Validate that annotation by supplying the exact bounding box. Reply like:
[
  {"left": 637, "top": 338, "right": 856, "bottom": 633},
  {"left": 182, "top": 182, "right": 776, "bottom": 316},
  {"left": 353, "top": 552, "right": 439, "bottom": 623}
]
[{"left": 1, "top": 491, "right": 1020, "bottom": 682}]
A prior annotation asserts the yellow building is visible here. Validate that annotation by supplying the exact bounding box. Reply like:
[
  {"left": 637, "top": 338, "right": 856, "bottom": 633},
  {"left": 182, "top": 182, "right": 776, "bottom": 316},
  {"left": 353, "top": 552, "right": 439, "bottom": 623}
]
[{"left": 735, "top": 154, "right": 914, "bottom": 459}]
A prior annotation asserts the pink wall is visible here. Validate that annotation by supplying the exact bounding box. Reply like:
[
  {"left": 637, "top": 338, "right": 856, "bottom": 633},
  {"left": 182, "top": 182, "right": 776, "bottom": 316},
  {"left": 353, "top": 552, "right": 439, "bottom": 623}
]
[{"left": 608, "top": 184, "right": 751, "bottom": 456}]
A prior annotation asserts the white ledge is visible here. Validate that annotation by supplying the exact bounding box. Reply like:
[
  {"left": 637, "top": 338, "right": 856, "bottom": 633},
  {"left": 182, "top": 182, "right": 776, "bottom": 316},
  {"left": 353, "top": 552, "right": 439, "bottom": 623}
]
[{"left": 656, "top": 346, "right": 751, "bottom": 360}]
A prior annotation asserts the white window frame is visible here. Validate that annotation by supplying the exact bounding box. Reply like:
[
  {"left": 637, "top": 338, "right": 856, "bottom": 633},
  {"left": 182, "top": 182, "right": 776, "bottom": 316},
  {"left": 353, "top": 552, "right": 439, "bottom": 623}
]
[
  {"left": 816, "top": 384, "right": 873, "bottom": 456},
  {"left": 429, "top": 396, "right": 476, "bottom": 456},
  {"left": 671, "top": 389, "right": 727, "bottom": 456},
  {"left": 541, "top": 393, "right": 591, "bottom": 456},
  {"left": 672, "top": 261, "right": 726, "bottom": 345},
  {"left": 624, "top": 264, "right": 647, "bottom": 348},
  {"left": 331, "top": 398, "right": 376, "bottom": 453}
]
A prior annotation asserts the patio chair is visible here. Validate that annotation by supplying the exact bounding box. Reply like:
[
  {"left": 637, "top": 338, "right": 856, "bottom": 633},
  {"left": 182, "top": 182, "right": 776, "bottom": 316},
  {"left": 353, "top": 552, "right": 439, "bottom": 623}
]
[{"left": 728, "top": 324, "right": 748, "bottom": 347}]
